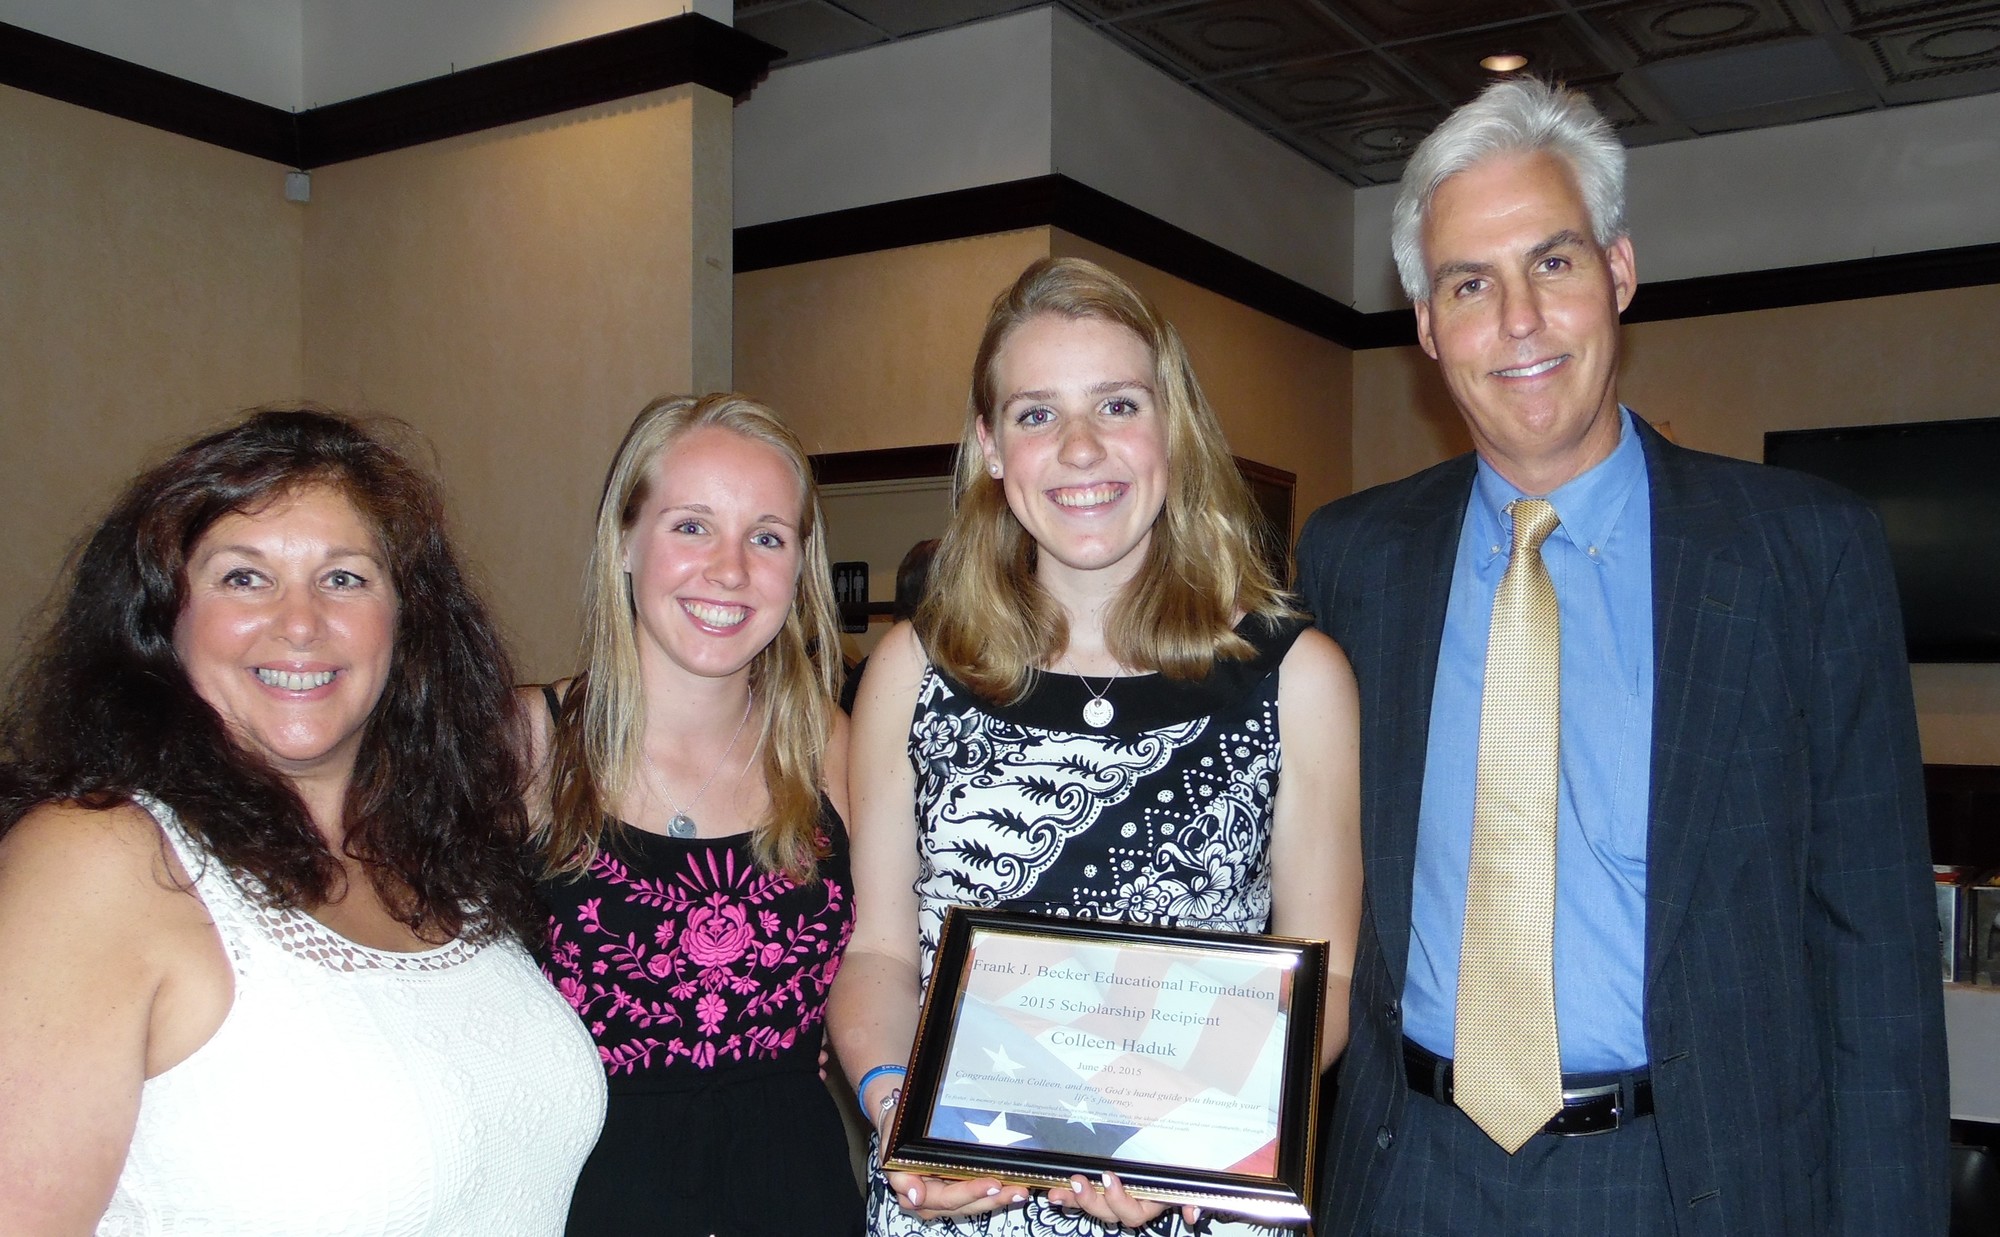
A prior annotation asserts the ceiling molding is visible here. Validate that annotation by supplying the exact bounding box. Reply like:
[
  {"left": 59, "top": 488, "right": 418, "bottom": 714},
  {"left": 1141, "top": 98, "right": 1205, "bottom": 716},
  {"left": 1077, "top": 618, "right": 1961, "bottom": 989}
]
[
  {"left": 811, "top": 443, "right": 959, "bottom": 485},
  {"left": 0, "top": 20, "right": 296, "bottom": 161},
  {"left": 1343, "top": 239, "right": 2000, "bottom": 349},
  {"left": 1623, "top": 239, "right": 2000, "bottom": 322},
  {"left": 9, "top": 12, "right": 1994, "bottom": 342},
  {"left": 740, "top": 176, "right": 2000, "bottom": 350},
  {"left": 296, "top": 15, "right": 781, "bottom": 168},
  {"left": 737, "top": 173, "right": 1374, "bottom": 347},
  {"left": 0, "top": 14, "right": 779, "bottom": 169}
]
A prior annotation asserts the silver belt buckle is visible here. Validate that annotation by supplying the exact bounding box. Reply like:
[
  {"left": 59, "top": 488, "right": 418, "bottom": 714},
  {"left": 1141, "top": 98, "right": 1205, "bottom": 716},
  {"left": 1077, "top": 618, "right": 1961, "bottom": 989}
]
[{"left": 1552, "top": 1080, "right": 1624, "bottom": 1136}]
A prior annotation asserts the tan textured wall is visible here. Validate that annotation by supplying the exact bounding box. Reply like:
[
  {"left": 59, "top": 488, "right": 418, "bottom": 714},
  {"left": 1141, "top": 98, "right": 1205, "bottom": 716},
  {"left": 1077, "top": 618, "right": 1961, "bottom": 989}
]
[
  {"left": 1349, "top": 284, "right": 2000, "bottom": 763},
  {"left": 1051, "top": 233, "right": 1353, "bottom": 534},
  {"left": 0, "top": 86, "right": 304, "bottom": 671},
  {"left": 733, "top": 229, "right": 1055, "bottom": 455},
  {"left": 303, "top": 86, "right": 731, "bottom": 680}
]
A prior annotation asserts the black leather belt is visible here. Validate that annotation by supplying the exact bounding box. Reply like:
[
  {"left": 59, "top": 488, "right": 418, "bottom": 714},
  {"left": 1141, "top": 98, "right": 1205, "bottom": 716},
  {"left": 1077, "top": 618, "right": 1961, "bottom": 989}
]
[{"left": 1402, "top": 1038, "right": 1653, "bottom": 1137}]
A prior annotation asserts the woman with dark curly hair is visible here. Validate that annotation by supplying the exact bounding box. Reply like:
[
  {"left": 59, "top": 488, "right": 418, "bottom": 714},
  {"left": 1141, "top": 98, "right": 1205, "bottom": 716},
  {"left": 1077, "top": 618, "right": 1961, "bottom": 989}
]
[{"left": 0, "top": 408, "right": 605, "bottom": 1234}]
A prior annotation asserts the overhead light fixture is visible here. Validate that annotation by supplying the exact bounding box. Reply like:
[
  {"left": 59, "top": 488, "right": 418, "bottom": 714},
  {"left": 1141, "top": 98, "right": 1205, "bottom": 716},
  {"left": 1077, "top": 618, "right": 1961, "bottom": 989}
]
[{"left": 1481, "top": 52, "right": 1529, "bottom": 72}]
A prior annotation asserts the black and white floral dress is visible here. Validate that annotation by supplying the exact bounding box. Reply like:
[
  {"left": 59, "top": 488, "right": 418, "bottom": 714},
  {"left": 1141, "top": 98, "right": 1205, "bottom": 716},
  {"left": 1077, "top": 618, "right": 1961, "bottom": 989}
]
[{"left": 866, "top": 615, "right": 1308, "bottom": 1237}]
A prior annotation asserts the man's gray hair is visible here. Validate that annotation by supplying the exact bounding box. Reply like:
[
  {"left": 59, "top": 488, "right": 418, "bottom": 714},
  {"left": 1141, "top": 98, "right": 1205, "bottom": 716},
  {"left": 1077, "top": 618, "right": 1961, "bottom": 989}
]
[{"left": 1390, "top": 77, "right": 1627, "bottom": 303}]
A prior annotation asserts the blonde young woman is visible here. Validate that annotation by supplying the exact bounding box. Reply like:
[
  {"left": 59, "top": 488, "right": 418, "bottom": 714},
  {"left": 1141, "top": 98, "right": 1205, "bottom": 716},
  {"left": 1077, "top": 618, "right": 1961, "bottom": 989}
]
[
  {"left": 829, "top": 258, "right": 1363, "bottom": 1236},
  {"left": 529, "top": 394, "right": 862, "bottom": 1237}
]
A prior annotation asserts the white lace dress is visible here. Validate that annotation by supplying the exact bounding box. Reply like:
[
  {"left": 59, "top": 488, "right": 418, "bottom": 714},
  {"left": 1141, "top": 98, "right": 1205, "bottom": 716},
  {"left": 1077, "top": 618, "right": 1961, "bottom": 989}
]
[{"left": 97, "top": 795, "right": 606, "bottom": 1236}]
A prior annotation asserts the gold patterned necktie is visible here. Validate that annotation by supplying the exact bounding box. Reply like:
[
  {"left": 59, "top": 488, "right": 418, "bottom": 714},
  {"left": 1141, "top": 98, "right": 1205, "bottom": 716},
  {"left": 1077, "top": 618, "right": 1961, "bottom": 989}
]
[{"left": 1454, "top": 497, "right": 1564, "bottom": 1153}]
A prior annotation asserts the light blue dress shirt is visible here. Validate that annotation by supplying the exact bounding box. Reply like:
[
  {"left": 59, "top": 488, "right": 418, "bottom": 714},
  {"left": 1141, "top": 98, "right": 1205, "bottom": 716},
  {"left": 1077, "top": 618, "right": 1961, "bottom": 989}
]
[{"left": 1403, "top": 408, "right": 1655, "bottom": 1073}]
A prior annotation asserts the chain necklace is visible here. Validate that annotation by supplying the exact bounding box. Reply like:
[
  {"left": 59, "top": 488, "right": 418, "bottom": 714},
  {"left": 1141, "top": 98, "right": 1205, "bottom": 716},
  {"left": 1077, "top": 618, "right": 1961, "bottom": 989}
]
[
  {"left": 1063, "top": 653, "right": 1117, "bottom": 729},
  {"left": 642, "top": 693, "right": 753, "bottom": 839}
]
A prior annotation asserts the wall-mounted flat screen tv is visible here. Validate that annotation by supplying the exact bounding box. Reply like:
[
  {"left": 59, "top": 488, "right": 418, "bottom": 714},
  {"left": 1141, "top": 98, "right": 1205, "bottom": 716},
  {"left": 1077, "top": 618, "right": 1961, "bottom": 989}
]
[{"left": 1764, "top": 417, "right": 2000, "bottom": 663}]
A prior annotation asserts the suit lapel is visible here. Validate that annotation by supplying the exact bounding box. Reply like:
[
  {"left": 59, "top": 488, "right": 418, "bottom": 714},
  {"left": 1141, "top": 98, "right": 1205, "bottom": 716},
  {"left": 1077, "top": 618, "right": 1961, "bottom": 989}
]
[
  {"left": 1365, "top": 461, "right": 1472, "bottom": 987},
  {"left": 1639, "top": 421, "right": 1762, "bottom": 995}
]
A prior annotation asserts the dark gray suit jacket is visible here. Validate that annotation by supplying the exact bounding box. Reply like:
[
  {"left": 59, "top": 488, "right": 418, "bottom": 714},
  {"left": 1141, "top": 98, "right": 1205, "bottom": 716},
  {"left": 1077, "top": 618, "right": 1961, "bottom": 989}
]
[{"left": 1298, "top": 418, "right": 1948, "bottom": 1236}]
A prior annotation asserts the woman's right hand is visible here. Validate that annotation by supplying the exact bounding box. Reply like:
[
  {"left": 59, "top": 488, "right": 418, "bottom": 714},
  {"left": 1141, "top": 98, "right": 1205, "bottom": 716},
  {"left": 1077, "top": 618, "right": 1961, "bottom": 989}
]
[
  {"left": 884, "top": 1169, "right": 1029, "bottom": 1221},
  {"left": 874, "top": 1089, "right": 1027, "bottom": 1220}
]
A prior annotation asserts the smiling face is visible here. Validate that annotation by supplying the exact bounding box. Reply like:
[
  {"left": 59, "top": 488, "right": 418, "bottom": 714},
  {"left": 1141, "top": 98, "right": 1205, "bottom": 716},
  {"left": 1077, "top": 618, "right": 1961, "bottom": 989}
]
[
  {"left": 174, "top": 484, "right": 398, "bottom": 792},
  {"left": 1414, "top": 149, "right": 1637, "bottom": 495},
  {"left": 976, "top": 313, "right": 1170, "bottom": 595},
  {"left": 622, "top": 425, "right": 805, "bottom": 686}
]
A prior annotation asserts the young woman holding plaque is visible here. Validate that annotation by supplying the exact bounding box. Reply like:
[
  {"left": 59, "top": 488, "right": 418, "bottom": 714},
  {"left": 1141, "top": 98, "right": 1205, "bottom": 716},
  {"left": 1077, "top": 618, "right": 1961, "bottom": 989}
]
[
  {"left": 829, "top": 257, "right": 1362, "bottom": 1235},
  {"left": 529, "top": 393, "right": 863, "bottom": 1237}
]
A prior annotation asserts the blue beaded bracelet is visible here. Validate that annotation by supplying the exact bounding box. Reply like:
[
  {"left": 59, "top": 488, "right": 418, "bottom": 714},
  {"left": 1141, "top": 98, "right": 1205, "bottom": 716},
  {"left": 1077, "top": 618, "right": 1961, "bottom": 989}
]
[{"left": 856, "top": 1063, "right": 907, "bottom": 1107}]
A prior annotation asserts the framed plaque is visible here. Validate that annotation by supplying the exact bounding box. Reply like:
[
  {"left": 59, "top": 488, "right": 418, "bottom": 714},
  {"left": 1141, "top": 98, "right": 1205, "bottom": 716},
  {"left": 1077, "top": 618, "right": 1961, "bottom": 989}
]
[{"left": 883, "top": 908, "right": 1326, "bottom": 1223}]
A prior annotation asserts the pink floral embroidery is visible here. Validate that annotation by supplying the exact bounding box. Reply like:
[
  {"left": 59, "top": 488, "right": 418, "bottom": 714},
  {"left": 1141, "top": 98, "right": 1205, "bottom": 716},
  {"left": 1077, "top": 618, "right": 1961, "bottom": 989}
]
[
  {"left": 684, "top": 897, "right": 755, "bottom": 967},
  {"left": 543, "top": 830, "right": 852, "bottom": 1077}
]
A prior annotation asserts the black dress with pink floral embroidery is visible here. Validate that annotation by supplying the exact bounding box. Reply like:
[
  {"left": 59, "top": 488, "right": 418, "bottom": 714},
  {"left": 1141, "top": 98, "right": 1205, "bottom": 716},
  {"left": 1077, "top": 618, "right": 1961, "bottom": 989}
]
[{"left": 540, "top": 801, "right": 860, "bottom": 1237}]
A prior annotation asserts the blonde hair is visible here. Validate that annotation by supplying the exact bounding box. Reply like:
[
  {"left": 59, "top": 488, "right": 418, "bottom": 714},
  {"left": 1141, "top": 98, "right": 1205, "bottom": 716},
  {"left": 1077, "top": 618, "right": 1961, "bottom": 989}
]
[
  {"left": 541, "top": 393, "right": 840, "bottom": 882},
  {"left": 918, "top": 257, "right": 1293, "bottom": 701}
]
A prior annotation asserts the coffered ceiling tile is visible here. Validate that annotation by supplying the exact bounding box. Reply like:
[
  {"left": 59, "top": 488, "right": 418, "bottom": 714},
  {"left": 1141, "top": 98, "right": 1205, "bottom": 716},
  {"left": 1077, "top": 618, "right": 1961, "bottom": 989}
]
[
  {"left": 1398, "top": 15, "right": 1625, "bottom": 98},
  {"left": 1823, "top": 0, "right": 2000, "bottom": 29},
  {"left": 1579, "top": 76, "right": 1688, "bottom": 144},
  {"left": 1590, "top": 0, "right": 1811, "bottom": 64},
  {"left": 1294, "top": 105, "right": 1449, "bottom": 181},
  {"left": 737, "top": 2, "right": 888, "bottom": 64},
  {"left": 1855, "top": 10, "right": 2000, "bottom": 84},
  {"left": 1114, "top": 0, "right": 1362, "bottom": 77},
  {"left": 1331, "top": 0, "right": 1562, "bottom": 43},
  {"left": 835, "top": 0, "right": 1048, "bottom": 37},
  {"left": 1209, "top": 50, "right": 1435, "bottom": 126},
  {"left": 1640, "top": 34, "right": 1877, "bottom": 129},
  {"left": 1067, "top": 0, "right": 1210, "bottom": 16}
]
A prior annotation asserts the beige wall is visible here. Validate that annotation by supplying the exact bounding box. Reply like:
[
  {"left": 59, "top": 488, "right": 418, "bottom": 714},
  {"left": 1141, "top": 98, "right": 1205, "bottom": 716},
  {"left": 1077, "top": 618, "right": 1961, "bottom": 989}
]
[
  {"left": 1350, "top": 284, "right": 2000, "bottom": 763},
  {"left": 304, "top": 86, "right": 733, "bottom": 680},
  {"left": 0, "top": 85, "right": 304, "bottom": 670},
  {"left": 734, "top": 228, "right": 1055, "bottom": 456},
  {"left": 1051, "top": 233, "right": 1353, "bottom": 533}
]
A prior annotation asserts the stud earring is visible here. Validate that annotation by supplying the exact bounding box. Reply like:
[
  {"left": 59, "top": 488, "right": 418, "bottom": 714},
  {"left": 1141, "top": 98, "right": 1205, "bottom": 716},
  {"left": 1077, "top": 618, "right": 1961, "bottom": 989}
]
[{"left": 987, "top": 461, "right": 1002, "bottom": 478}]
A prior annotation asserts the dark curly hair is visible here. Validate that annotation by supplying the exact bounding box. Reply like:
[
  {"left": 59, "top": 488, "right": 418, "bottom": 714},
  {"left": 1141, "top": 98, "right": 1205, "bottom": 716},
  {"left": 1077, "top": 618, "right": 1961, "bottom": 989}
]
[{"left": 0, "top": 407, "right": 540, "bottom": 946}]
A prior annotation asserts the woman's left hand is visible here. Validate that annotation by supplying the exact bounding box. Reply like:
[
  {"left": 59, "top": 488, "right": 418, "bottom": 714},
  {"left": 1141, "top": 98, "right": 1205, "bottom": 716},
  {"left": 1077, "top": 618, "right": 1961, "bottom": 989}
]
[{"left": 1044, "top": 1172, "right": 1201, "bottom": 1229}]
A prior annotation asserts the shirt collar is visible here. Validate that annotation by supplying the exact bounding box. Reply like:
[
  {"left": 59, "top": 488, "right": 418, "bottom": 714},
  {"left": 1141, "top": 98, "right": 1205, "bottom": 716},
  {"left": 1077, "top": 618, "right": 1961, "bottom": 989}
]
[{"left": 1469, "top": 407, "right": 1647, "bottom": 564}]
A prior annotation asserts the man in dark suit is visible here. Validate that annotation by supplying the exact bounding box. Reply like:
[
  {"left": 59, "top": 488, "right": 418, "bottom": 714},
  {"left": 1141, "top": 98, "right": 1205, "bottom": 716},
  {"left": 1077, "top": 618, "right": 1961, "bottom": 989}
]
[{"left": 1299, "top": 77, "right": 1947, "bottom": 1235}]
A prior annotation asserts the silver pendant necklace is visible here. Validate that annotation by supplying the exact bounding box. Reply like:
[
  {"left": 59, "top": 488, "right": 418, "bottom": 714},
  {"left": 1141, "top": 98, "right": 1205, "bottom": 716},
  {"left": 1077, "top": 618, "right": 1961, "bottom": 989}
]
[
  {"left": 643, "top": 693, "right": 752, "bottom": 839},
  {"left": 1064, "top": 654, "right": 1117, "bottom": 729}
]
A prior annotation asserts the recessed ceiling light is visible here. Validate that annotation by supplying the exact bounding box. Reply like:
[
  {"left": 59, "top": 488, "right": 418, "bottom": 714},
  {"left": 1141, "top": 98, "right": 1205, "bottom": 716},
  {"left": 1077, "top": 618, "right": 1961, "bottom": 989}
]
[{"left": 1481, "top": 53, "right": 1529, "bottom": 72}]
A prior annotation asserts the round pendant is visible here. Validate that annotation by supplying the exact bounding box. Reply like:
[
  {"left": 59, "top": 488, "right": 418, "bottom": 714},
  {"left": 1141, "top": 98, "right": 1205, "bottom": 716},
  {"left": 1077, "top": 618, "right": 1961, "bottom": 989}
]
[
  {"left": 667, "top": 812, "right": 697, "bottom": 839},
  {"left": 1082, "top": 696, "right": 1114, "bottom": 729}
]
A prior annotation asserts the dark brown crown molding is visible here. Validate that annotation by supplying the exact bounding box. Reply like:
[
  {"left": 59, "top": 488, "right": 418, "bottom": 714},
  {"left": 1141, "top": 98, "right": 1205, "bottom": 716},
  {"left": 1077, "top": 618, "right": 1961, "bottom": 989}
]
[
  {"left": 296, "top": 14, "right": 779, "bottom": 168},
  {"left": 1623, "top": 242, "right": 2000, "bottom": 324},
  {"left": 11, "top": 17, "right": 1996, "bottom": 337},
  {"left": 810, "top": 445, "right": 1296, "bottom": 492},
  {"left": 741, "top": 175, "right": 2000, "bottom": 351},
  {"left": 1331, "top": 241, "right": 2000, "bottom": 350},
  {"left": 812, "top": 444, "right": 959, "bottom": 486},
  {"left": 737, "top": 175, "right": 1376, "bottom": 349},
  {"left": 0, "top": 21, "right": 296, "bottom": 161},
  {"left": 0, "top": 14, "right": 777, "bottom": 169}
]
